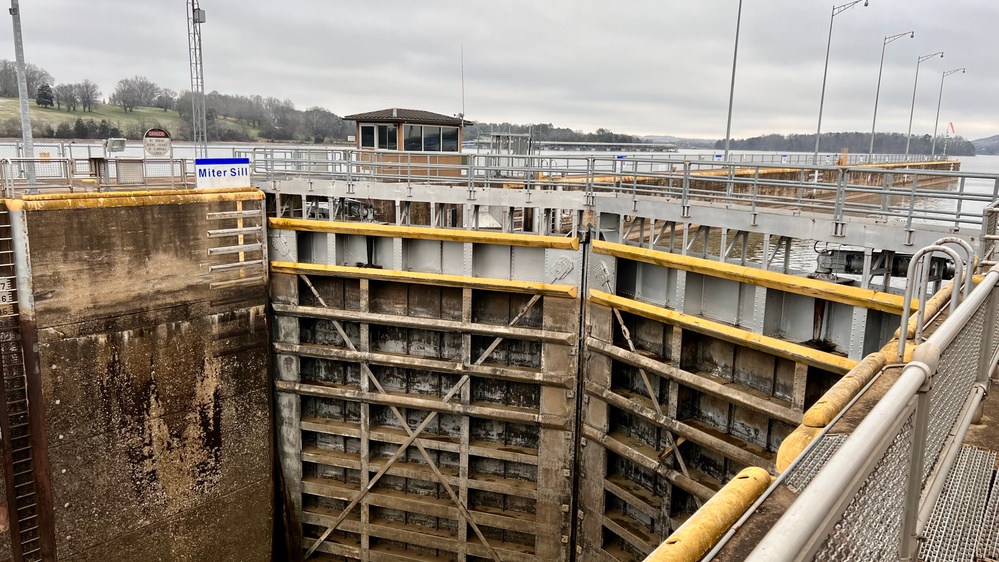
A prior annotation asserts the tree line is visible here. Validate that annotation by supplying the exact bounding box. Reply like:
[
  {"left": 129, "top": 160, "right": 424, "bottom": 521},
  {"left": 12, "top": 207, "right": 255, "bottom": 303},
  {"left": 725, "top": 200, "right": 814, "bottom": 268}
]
[
  {"left": 714, "top": 132, "right": 976, "bottom": 156},
  {"left": 0, "top": 59, "right": 355, "bottom": 143}
]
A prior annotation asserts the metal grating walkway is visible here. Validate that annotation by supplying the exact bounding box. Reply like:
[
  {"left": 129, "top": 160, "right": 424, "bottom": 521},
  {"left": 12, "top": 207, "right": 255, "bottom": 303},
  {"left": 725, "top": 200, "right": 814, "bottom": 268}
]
[
  {"left": 920, "top": 446, "right": 997, "bottom": 562},
  {"left": 976, "top": 448, "right": 999, "bottom": 561}
]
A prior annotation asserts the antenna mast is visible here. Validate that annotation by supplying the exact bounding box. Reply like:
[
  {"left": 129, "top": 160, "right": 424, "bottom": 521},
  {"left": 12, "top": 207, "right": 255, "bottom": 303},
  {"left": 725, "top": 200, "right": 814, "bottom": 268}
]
[
  {"left": 460, "top": 43, "right": 465, "bottom": 127},
  {"left": 187, "top": 0, "right": 207, "bottom": 158}
]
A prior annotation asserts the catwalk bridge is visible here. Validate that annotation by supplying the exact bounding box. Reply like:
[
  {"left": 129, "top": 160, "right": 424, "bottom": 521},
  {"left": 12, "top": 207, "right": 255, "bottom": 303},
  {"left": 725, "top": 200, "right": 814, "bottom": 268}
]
[{"left": 0, "top": 147, "right": 991, "bottom": 561}]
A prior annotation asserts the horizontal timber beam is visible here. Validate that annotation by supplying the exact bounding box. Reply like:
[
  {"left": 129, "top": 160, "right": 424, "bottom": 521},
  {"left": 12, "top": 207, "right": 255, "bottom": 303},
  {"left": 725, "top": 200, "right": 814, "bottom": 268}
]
[
  {"left": 592, "top": 239, "right": 912, "bottom": 315},
  {"left": 585, "top": 380, "right": 776, "bottom": 472},
  {"left": 272, "top": 303, "right": 575, "bottom": 345},
  {"left": 273, "top": 341, "right": 572, "bottom": 387},
  {"left": 602, "top": 513, "right": 658, "bottom": 554},
  {"left": 301, "top": 416, "right": 539, "bottom": 465},
  {"left": 271, "top": 261, "right": 578, "bottom": 298},
  {"left": 589, "top": 290, "right": 856, "bottom": 374},
  {"left": 276, "top": 380, "right": 570, "bottom": 430},
  {"left": 269, "top": 217, "right": 580, "bottom": 250},
  {"left": 582, "top": 425, "right": 717, "bottom": 502},
  {"left": 302, "top": 479, "right": 542, "bottom": 535},
  {"left": 586, "top": 337, "right": 803, "bottom": 426},
  {"left": 302, "top": 509, "right": 538, "bottom": 562},
  {"left": 302, "top": 447, "right": 539, "bottom": 500}
]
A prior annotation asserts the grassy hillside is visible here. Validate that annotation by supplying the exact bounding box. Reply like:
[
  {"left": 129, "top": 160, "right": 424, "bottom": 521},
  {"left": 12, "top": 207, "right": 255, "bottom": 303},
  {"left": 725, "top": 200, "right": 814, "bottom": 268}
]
[{"left": 0, "top": 97, "right": 262, "bottom": 140}]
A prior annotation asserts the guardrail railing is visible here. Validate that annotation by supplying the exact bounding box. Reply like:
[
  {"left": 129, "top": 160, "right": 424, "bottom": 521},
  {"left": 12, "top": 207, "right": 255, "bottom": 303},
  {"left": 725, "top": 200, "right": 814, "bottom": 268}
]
[
  {"left": 0, "top": 157, "right": 191, "bottom": 197},
  {"left": 741, "top": 251, "right": 999, "bottom": 561},
  {"left": 0, "top": 139, "right": 936, "bottom": 166},
  {"left": 241, "top": 147, "right": 997, "bottom": 233}
]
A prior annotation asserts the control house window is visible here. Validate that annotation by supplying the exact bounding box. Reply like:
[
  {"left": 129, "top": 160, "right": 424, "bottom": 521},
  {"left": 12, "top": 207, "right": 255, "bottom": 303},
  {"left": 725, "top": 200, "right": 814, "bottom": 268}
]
[
  {"left": 442, "top": 127, "right": 459, "bottom": 152},
  {"left": 360, "top": 125, "right": 375, "bottom": 148},
  {"left": 405, "top": 125, "right": 422, "bottom": 151},
  {"left": 423, "top": 126, "right": 441, "bottom": 151},
  {"left": 362, "top": 123, "right": 460, "bottom": 152},
  {"left": 377, "top": 125, "right": 398, "bottom": 150}
]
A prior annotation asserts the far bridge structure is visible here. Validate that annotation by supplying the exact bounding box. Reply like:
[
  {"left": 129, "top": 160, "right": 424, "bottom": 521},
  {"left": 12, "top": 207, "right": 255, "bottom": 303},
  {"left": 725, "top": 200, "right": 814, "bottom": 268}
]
[{"left": 0, "top": 144, "right": 990, "bottom": 562}]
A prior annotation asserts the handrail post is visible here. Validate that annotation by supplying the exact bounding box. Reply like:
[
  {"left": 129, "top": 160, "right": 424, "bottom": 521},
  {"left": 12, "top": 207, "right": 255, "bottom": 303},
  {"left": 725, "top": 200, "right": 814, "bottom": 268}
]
[
  {"left": 467, "top": 154, "right": 475, "bottom": 200},
  {"left": 681, "top": 161, "right": 691, "bottom": 218},
  {"left": 905, "top": 173, "right": 920, "bottom": 238},
  {"left": 2, "top": 158, "right": 11, "bottom": 198},
  {"left": 346, "top": 149, "right": 354, "bottom": 195},
  {"left": 825, "top": 167, "right": 846, "bottom": 236},
  {"left": 750, "top": 166, "right": 760, "bottom": 226},
  {"left": 585, "top": 157, "right": 595, "bottom": 207},
  {"left": 898, "top": 367, "right": 933, "bottom": 561},
  {"left": 953, "top": 177, "right": 966, "bottom": 232}
]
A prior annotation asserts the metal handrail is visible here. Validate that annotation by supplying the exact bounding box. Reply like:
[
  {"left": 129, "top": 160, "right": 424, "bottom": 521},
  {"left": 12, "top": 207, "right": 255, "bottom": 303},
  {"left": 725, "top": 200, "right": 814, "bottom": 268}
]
[
  {"left": 245, "top": 147, "right": 998, "bottom": 231},
  {"left": 744, "top": 263, "right": 999, "bottom": 562},
  {"left": 897, "top": 245, "right": 963, "bottom": 360}
]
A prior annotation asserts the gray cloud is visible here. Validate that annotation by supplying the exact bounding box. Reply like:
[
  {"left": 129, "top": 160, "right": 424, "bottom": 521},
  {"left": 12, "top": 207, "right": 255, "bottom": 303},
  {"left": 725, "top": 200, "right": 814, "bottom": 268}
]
[{"left": 5, "top": 0, "right": 997, "bottom": 139}]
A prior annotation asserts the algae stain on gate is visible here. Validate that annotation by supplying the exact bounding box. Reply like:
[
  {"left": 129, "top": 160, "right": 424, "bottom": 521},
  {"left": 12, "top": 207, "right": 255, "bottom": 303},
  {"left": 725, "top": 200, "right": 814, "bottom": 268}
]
[{"left": 99, "top": 328, "right": 224, "bottom": 509}]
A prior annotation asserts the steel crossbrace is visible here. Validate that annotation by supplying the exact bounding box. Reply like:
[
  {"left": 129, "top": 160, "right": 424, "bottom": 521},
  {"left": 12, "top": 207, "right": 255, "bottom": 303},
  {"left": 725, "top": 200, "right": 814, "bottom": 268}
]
[
  {"left": 300, "top": 274, "right": 544, "bottom": 560},
  {"left": 608, "top": 306, "right": 693, "bottom": 483},
  {"left": 599, "top": 276, "right": 693, "bottom": 486}
]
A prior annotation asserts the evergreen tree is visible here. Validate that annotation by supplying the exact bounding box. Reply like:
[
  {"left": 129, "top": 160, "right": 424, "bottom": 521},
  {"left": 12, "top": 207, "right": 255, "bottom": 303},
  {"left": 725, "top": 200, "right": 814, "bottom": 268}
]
[
  {"left": 73, "top": 117, "right": 88, "bottom": 139},
  {"left": 54, "top": 122, "right": 72, "bottom": 139},
  {"left": 35, "top": 83, "right": 53, "bottom": 108}
]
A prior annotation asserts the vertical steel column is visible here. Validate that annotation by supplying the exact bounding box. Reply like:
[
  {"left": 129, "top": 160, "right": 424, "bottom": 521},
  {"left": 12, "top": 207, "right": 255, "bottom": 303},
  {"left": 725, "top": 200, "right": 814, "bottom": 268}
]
[
  {"left": 270, "top": 229, "right": 303, "bottom": 554},
  {"left": 358, "top": 279, "right": 371, "bottom": 562},
  {"left": 458, "top": 287, "right": 473, "bottom": 560}
]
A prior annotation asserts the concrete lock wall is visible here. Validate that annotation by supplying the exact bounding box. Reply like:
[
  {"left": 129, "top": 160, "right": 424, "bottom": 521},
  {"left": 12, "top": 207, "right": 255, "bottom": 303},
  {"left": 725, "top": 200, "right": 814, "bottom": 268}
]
[
  {"left": 0, "top": 179, "right": 910, "bottom": 561},
  {"left": 0, "top": 189, "right": 273, "bottom": 561}
]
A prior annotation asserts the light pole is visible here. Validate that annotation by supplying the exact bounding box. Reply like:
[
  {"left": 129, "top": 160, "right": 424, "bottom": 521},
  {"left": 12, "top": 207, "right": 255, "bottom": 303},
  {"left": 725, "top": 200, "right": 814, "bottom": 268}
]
[
  {"left": 930, "top": 67, "right": 965, "bottom": 158},
  {"left": 9, "top": 0, "right": 34, "bottom": 184},
  {"left": 904, "top": 51, "right": 943, "bottom": 160},
  {"left": 813, "top": 0, "right": 868, "bottom": 166},
  {"left": 868, "top": 31, "right": 914, "bottom": 162},
  {"left": 722, "top": 0, "right": 743, "bottom": 162}
]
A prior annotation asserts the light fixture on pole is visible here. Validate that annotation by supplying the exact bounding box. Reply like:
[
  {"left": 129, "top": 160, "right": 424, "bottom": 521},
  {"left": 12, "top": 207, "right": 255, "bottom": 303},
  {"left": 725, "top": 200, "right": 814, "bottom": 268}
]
[
  {"left": 722, "top": 0, "right": 743, "bottom": 163},
  {"left": 868, "top": 31, "right": 913, "bottom": 162},
  {"left": 8, "top": 0, "right": 34, "bottom": 184},
  {"left": 904, "top": 51, "right": 943, "bottom": 160},
  {"left": 813, "top": 0, "right": 869, "bottom": 167},
  {"left": 930, "top": 67, "right": 964, "bottom": 158}
]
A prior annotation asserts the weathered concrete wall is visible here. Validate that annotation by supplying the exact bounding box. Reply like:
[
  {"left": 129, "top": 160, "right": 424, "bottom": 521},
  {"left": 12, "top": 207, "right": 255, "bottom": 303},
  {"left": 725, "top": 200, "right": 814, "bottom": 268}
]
[
  {"left": 15, "top": 190, "right": 273, "bottom": 561},
  {"left": 0, "top": 468, "right": 10, "bottom": 562}
]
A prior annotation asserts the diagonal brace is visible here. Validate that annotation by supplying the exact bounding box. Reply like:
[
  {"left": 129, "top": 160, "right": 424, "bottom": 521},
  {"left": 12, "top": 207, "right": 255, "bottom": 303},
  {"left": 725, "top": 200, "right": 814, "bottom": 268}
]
[{"left": 299, "top": 274, "right": 543, "bottom": 560}]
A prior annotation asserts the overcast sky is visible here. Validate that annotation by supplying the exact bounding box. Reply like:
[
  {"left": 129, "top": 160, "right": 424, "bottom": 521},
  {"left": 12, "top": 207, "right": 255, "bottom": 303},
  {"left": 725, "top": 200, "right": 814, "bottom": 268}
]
[{"left": 9, "top": 1, "right": 998, "bottom": 140}]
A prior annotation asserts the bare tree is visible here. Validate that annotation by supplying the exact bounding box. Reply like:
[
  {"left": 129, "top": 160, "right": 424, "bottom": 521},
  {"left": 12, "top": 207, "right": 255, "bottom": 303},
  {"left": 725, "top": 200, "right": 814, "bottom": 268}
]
[
  {"left": 53, "top": 83, "right": 78, "bottom": 111},
  {"left": 112, "top": 78, "right": 139, "bottom": 112},
  {"left": 155, "top": 88, "right": 176, "bottom": 111},
  {"left": 130, "top": 76, "right": 160, "bottom": 107},
  {"left": 112, "top": 76, "right": 161, "bottom": 111},
  {"left": 0, "top": 60, "right": 53, "bottom": 97},
  {"left": 76, "top": 79, "right": 100, "bottom": 112},
  {"left": 24, "top": 64, "right": 53, "bottom": 98}
]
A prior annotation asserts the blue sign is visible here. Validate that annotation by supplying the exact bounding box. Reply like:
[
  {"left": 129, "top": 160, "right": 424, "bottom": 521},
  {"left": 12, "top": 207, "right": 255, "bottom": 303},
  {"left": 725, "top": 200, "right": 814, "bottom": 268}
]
[{"left": 194, "top": 158, "right": 250, "bottom": 189}]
